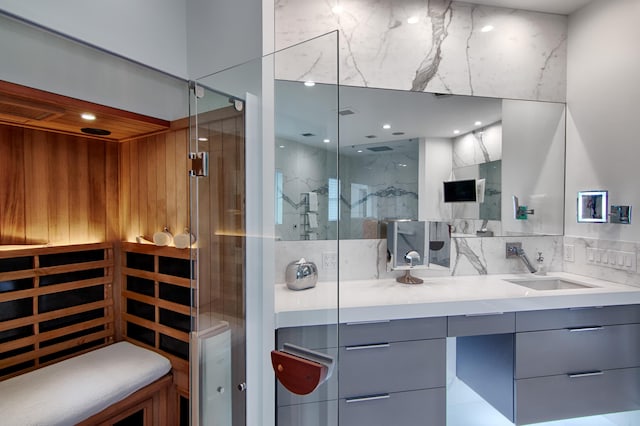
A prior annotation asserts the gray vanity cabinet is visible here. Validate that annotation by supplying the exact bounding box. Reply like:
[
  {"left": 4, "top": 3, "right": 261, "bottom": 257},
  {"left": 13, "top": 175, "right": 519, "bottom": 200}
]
[
  {"left": 276, "top": 317, "right": 447, "bottom": 426},
  {"left": 338, "top": 318, "right": 447, "bottom": 426},
  {"left": 457, "top": 304, "right": 640, "bottom": 425}
]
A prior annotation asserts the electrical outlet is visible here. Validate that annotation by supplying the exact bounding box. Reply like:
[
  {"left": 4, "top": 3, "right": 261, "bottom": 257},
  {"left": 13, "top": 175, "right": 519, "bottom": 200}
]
[
  {"left": 322, "top": 252, "right": 337, "bottom": 270},
  {"left": 564, "top": 244, "right": 575, "bottom": 262}
]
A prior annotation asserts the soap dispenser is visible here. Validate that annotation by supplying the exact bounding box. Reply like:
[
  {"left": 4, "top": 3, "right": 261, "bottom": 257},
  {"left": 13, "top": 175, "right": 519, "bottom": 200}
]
[{"left": 534, "top": 252, "right": 546, "bottom": 275}]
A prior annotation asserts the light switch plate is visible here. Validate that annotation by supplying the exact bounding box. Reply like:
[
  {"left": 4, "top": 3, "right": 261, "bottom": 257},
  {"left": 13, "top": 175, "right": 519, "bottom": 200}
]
[
  {"left": 563, "top": 244, "right": 575, "bottom": 262},
  {"left": 586, "top": 248, "right": 636, "bottom": 272},
  {"left": 322, "top": 252, "right": 337, "bottom": 270}
]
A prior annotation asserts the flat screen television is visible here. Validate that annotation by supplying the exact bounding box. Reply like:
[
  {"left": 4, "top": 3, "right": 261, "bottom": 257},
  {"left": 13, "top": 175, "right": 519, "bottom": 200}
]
[{"left": 443, "top": 179, "right": 477, "bottom": 202}]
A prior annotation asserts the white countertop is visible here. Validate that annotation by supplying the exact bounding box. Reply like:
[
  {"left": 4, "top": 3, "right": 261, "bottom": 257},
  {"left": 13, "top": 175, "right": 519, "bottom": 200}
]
[{"left": 275, "top": 272, "right": 640, "bottom": 328}]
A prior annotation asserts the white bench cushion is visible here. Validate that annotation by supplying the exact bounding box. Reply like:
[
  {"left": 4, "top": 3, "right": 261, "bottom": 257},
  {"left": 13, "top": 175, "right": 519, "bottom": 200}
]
[{"left": 0, "top": 341, "right": 171, "bottom": 426}]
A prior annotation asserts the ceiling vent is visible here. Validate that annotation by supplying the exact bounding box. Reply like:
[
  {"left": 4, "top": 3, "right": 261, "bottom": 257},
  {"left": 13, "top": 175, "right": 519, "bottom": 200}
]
[
  {"left": 338, "top": 108, "right": 356, "bottom": 116},
  {"left": 392, "top": 132, "right": 405, "bottom": 136},
  {"left": 367, "top": 146, "right": 393, "bottom": 152},
  {"left": 365, "top": 135, "right": 377, "bottom": 139},
  {"left": 81, "top": 127, "right": 112, "bottom": 136},
  {"left": 301, "top": 132, "right": 315, "bottom": 137}
]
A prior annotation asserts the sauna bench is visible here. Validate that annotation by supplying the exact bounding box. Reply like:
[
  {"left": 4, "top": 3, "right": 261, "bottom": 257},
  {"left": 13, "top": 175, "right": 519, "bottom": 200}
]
[{"left": 0, "top": 341, "right": 172, "bottom": 426}]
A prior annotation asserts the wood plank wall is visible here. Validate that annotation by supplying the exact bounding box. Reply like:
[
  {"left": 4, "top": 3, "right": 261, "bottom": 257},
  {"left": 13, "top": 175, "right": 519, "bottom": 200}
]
[
  {"left": 118, "top": 128, "right": 189, "bottom": 242},
  {"left": 0, "top": 124, "right": 118, "bottom": 245}
]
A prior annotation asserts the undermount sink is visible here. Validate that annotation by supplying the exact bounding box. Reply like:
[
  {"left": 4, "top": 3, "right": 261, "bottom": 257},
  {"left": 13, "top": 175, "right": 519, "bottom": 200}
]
[{"left": 506, "top": 278, "right": 598, "bottom": 291}]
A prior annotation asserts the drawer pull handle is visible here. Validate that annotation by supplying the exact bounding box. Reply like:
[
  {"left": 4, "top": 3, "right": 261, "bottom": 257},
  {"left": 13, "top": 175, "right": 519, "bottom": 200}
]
[
  {"left": 567, "top": 326, "right": 604, "bottom": 332},
  {"left": 345, "top": 320, "right": 391, "bottom": 326},
  {"left": 569, "top": 306, "right": 604, "bottom": 310},
  {"left": 345, "top": 343, "right": 390, "bottom": 351},
  {"left": 465, "top": 312, "right": 504, "bottom": 317},
  {"left": 346, "top": 394, "right": 390, "bottom": 403},
  {"left": 568, "top": 371, "right": 604, "bottom": 378}
]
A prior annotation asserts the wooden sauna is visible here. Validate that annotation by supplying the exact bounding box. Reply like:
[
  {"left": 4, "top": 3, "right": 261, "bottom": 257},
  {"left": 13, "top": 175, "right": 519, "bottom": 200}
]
[{"left": 0, "top": 79, "right": 246, "bottom": 425}]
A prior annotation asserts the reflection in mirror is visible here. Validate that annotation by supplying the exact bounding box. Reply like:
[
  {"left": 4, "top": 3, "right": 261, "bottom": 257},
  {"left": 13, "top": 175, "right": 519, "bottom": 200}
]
[{"left": 275, "top": 80, "right": 565, "bottom": 240}]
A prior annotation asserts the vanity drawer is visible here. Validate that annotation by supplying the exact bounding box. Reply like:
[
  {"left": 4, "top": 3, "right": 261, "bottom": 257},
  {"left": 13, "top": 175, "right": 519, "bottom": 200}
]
[
  {"left": 515, "top": 367, "right": 640, "bottom": 425},
  {"left": 339, "top": 387, "right": 445, "bottom": 426},
  {"left": 277, "top": 399, "right": 338, "bottom": 426},
  {"left": 339, "top": 338, "right": 445, "bottom": 397},
  {"left": 448, "top": 312, "right": 515, "bottom": 336},
  {"left": 277, "top": 348, "right": 338, "bottom": 406},
  {"left": 277, "top": 324, "right": 338, "bottom": 349},
  {"left": 339, "top": 317, "right": 446, "bottom": 346},
  {"left": 515, "top": 323, "right": 640, "bottom": 379},
  {"left": 516, "top": 304, "right": 640, "bottom": 332}
]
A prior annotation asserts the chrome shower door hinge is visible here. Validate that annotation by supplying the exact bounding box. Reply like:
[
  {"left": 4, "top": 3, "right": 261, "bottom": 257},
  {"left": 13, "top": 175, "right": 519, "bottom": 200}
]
[{"left": 189, "top": 152, "right": 209, "bottom": 177}]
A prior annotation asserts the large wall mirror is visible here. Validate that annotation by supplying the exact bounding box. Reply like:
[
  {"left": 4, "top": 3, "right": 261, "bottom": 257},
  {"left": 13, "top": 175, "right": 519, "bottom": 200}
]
[{"left": 275, "top": 80, "right": 565, "bottom": 240}]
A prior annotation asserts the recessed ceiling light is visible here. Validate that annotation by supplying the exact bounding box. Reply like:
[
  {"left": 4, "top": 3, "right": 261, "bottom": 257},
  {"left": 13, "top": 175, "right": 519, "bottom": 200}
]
[
  {"left": 304, "top": 80, "right": 316, "bottom": 87},
  {"left": 198, "top": 137, "right": 208, "bottom": 141},
  {"left": 81, "top": 113, "right": 96, "bottom": 121},
  {"left": 382, "top": 124, "right": 391, "bottom": 129},
  {"left": 279, "top": 145, "right": 285, "bottom": 149},
  {"left": 407, "top": 16, "right": 419, "bottom": 24},
  {"left": 332, "top": 5, "right": 343, "bottom": 13},
  {"left": 323, "top": 139, "right": 331, "bottom": 143},
  {"left": 481, "top": 25, "right": 494, "bottom": 33},
  {"left": 474, "top": 121, "right": 482, "bottom": 126},
  {"left": 357, "top": 149, "right": 363, "bottom": 153},
  {"left": 399, "top": 163, "right": 408, "bottom": 167},
  {"left": 453, "top": 129, "right": 461, "bottom": 134}
]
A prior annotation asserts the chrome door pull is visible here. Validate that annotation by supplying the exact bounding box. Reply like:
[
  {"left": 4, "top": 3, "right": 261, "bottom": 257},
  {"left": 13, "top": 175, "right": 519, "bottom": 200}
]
[
  {"left": 567, "top": 326, "right": 604, "bottom": 332},
  {"left": 345, "top": 343, "right": 390, "bottom": 351},
  {"left": 568, "top": 371, "right": 604, "bottom": 378},
  {"left": 345, "top": 394, "right": 390, "bottom": 403}
]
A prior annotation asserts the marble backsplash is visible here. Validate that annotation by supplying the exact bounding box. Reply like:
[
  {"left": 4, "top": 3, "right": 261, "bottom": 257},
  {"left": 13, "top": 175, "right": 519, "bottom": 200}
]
[
  {"left": 563, "top": 236, "right": 640, "bottom": 287},
  {"left": 274, "top": 234, "right": 562, "bottom": 283},
  {"left": 275, "top": 0, "right": 567, "bottom": 102}
]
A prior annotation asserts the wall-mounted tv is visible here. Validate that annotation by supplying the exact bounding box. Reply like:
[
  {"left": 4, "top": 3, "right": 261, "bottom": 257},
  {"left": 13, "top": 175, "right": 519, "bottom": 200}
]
[{"left": 443, "top": 179, "right": 477, "bottom": 203}]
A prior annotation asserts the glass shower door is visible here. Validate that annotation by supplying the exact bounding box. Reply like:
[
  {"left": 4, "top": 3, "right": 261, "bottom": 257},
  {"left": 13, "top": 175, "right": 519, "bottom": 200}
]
[
  {"left": 189, "top": 31, "right": 339, "bottom": 426},
  {"left": 189, "top": 84, "right": 247, "bottom": 426}
]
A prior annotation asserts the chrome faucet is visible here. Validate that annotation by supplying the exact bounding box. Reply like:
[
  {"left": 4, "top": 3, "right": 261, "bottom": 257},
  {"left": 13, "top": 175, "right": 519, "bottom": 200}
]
[{"left": 506, "top": 243, "right": 537, "bottom": 274}]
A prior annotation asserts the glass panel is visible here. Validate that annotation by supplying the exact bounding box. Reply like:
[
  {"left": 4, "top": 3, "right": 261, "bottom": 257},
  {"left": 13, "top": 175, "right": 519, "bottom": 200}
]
[
  {"left": 273, "top": 32, "right": 339, "bottom": 426},
  {"left": 189, "top": 82, "right": 246, "bottom": 426},
  {"left": 190, "top": 31, "right": 339, "bottom": 426}
]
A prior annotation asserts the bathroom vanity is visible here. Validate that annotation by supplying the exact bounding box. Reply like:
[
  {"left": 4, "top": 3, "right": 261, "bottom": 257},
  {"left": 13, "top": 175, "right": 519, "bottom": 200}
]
[{"left": 274, "top": 274, "right": 640, "bottom": 426}]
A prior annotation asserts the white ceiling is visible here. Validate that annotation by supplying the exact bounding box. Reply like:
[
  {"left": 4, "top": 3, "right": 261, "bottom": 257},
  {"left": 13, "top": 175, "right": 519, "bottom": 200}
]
[
  {"left": 466, "top": 0, "right": 593, "bottom": 15},
  {"left": 275, "top": 81, "right": 502, "bottom": 155}
]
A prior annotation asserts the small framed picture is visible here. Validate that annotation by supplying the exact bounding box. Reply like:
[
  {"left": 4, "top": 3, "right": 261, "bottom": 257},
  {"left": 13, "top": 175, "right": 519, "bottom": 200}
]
[{"left": 577, "top": 190, "right": 608, "bottom": 223}]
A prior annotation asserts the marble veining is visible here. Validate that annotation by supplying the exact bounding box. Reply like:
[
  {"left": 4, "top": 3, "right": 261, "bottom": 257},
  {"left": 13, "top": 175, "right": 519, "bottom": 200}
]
[
  {"left": 275, "top": 0, "right": 568, "bottom": 102},
  {"left": 411, "top": 0, "right": 453, "bottom": 92},
  {"left": 452, "top": 237, "right": 487, "bottom": 275},
  {"left": 464, "top": 4, "right": 476, "bottom": 95}
]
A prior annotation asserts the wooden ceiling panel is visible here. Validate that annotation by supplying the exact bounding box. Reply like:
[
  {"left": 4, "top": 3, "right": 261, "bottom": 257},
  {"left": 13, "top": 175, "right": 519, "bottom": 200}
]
[{"left": 0, "top": 80, "right": 170, "bottom": 142}]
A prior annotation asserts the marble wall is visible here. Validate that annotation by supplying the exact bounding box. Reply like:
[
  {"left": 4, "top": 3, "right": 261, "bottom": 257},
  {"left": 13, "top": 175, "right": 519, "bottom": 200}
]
[
  {"left": 275, "top": 0, "right": 567, "bottom": 102},
  {"left": 275, "top": 138, "right": 336, "bottom": 241},
  {"left": 564, "top": 236, "right": 640, "bottom": 287},
  {"left": 451, "top": 121, "right": 502, "bottom": 223},
  {"left": 275, "top": 235, "right": 562, "bottom": 283},
  {"left": 340, "top": 145, "right": 419, "bottom": 239}
]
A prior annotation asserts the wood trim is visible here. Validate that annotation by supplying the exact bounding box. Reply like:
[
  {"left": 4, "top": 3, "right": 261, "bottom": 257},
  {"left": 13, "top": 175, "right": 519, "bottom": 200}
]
[
  {"left": 76, "top": 373, "right": 173, "bottom": 426},
  {"left": 122, "top": 243, "right": 193, "bottom": 378},
  {"left": 0, "top": 243, "right": 115, "bottom": 380},
  {"left": 0, "top": 80, "right": 170, "bottom": 142},
  {"left": 120, "top": 242, "right": 192, "bottom": 259}
]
